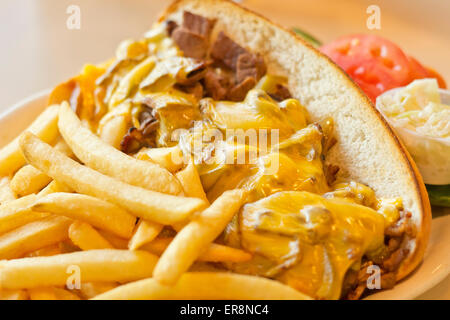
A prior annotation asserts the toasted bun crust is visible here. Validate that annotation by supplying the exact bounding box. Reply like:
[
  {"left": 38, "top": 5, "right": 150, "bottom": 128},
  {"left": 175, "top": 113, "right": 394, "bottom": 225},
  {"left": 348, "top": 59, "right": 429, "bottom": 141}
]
[{"left": 161, "top": 0, "right": 431, "bottom": 282}]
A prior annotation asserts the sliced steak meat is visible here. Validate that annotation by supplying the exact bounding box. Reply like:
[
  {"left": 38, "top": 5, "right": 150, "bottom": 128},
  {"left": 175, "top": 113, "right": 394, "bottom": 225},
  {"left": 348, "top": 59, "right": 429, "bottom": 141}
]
[
  {"left": 346, "top": 283, "right": 366, "bottom": 300},
  {"left": 380, "top": 272, "right": 396, "bottom": 289},
  {"left": 227, "top": 76, "right": 257, "bottom": 101},
  {"left": 172, "top": 28, "right": 209, "bottom": 59},
  {"left": 182, "top": 11, "right": 215, "bottom": 38},
  {"left": 203, "top": 69, "right": 232, "bottom": 100},
  {"left": 211, "top": 31, "right": 247, "bottom": 70},
  {"left": 236, "top": 52, "right": 267, "bottom": 83},
  {"left": 382, "top": 246, "right": 409, "bottom": 272},
  {"left": 169, "top": 13, "right": 267, "bottom": 102},
  {"left": 165, "top": 20, "right": 178, "bottom": 36},
  {"left": 269, "top": 84, "right": 292, "bottom": 101},
  {"left": 166, "top": 13, "right": 269, "bottom": 102},
  {"left": 324, "top": 164, "right": 340, "bottom": 186},
  {"left": 120, "top": 105, "right": 159, "bottom": 154},
  {"left": 211, "top": 32, "right": 266, "bottom": 101},
  {"left": 343, "top": 210, "right": 414, "bottom": 299},
  {"left": 171, "top": 11, "right": 216, "bottom": 60}
]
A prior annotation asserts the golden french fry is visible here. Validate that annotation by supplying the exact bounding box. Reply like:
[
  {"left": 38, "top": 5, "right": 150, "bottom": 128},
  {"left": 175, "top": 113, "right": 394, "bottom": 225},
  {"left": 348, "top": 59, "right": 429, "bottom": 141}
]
[
  {"left": 37, "top": 180, "right": 72, "bottom": 197},
  {"left": 136, "top": 146, "right": 185, "bottom": 173},
  {"left": 0, "top": 215, "right": 71, "bottom": 260},
  {"left": 28, "top": 287, "right": 80, "bottom": 300},
  {"left": 53, "top": 288, "right": 81, "bottom": 300},
  {"left": 153, "top": 189, "right": 247, "bottom": 285},
  {"left": 78, "top": 282, "right": 118, "bottom": 299},
  {"left": 20, "top": 133, "right": 206, "bottom": 225},
  {"left": 99, "top": 111, "right": 129, "bottom": 150},
  {"left": 10, "top": 165, "right": 51, "bottom": 197},
  {"left": 0, "top": 249, "right": 158, "bottom": 289},
  {"left": 33, "top": 192, "right": 136, "bottom": 238},
  {"left": 0, "top": 105, "right": 59, "bottom": 176},
  {"left": 128, "top": 220, "right": 163, "bottom": 250},
  {"left": 58, "top": 102, "right": 183, "bottom": 195},
  {"left": 0, "top": 289, "right": 29, "bottom": 300},
  {"left": 69, "top": 221, "right": 114, "bottom": 250},
  {"left": 58, "top": 240, "right": 80, "bottom": 254},
  {"left": 24, "top": 243, "right": 62, "bottom": 258},
  {"left": 28, "top": 287, "right": 57, "bottom": 300},
  {"left": 0, "top": 176, "right": 16, "bottom": 205},
  {"left": 10, "top": 140, "right": 74, "bottom": 196},
  {"left": 171, "top": 158, "right": 209, "bottom": 232},
  {"left": 175, "top": 157, "right": 208, "bottom": 202},
  {"left": 142, "top": 237, "right": 252, "bottom": 262},
  {"left": 97, "top": 230, "right": 129, "bottom": 249},
  {"left": 0, "top": 194, "right": 49, "bottom": 235},
  {"left": 93, "top": 272, "right": 311, "bottom": 300}
]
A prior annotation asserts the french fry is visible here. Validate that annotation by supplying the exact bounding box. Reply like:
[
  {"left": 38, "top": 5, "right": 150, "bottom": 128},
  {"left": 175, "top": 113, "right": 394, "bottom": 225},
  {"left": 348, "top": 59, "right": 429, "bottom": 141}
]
[
  {"left": 0, "top": 176, "right": 16, "bottom": 205},
  {"left": 33, "top": 192, "right": 136, "bottom": 238},
  {"left": 171, "top": 158, "right": 209, "bottom": 232},
  {"left": 10, "top": 165, "right": 51, "bottom": 197},
  {"left": 0, "top": 215, "right": 71, "bottom": 260},
  {"left": 0, "top": 289, "right": 29, "bottom": 300},
  {"left": 24, "top": 243, "right": 62, "bottom": 258},
  {"left": 175, "top": 156, "right": 208, "bottom": 202},
  {"left": 0, "top": 249, "right": 159, "bottom": 289},
  {"left": 93, "top": 272, "right": 311, "bottom": 300},
  {"left": 58, "top": 102, "right": 183, "bottom": 195},
  {"left": 53, "top": 288, "right": 81, "bottom": 300},
  {"left": 0, "top": 194, "right": 49, "bottom": 235},
  {"left": 136, "top": 146, "right": 185, "bottom": 173},
  {"left": 28, "top": 287, "right": 57, "bottom": 300},
  {"left": 19, "top": 133, "right": 207, "bottom": 225},
  {"left": 69, "top": 221, "right": 114, "bottom": 250},
  {"left": 153, "top": 189, "right": 247, "bottom": 285},
  {"left": 0, "top": 105, "right": 59, "bottom": 176},
  {"left": 142, "top": 237, "right": 252, "bottom": 262},
  {"left": 37, "top": 180, "right": 72, "bottom": 197},
  {"left": 97, "top": 230, "right": 129, "bottom": 249},
  {"left": 28, "top": 287, "right": 80, "bottom": 300},
  {"left": 58, "top": 240, "right": 80, "bottom": 254},
  {"left": 10, "top": 140, "right": 74, "bottom": 196},
  {"left": 99, "top": 111, "right": 129, "bottom": 150},
  {"left": 128, "top": 220, "right": 163, "bottom": 251},
  {"left": 78, "top": 282, "right": 118, "bottom": 299}
]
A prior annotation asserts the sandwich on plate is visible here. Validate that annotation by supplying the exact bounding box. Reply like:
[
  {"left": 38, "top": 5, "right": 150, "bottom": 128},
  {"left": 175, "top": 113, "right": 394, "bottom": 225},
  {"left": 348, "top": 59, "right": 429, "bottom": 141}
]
[{"left": 0, "top": 0, "right": 431, "bottom": 300}]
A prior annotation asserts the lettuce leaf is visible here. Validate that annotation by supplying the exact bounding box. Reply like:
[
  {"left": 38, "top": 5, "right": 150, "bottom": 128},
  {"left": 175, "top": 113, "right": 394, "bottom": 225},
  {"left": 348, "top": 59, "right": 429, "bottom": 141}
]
[
  {"left": 427, "top": 184, "right": 450, "bottom": 208},
  {"left": 292, "top": 28, "right": 322, "bottom": 47}
]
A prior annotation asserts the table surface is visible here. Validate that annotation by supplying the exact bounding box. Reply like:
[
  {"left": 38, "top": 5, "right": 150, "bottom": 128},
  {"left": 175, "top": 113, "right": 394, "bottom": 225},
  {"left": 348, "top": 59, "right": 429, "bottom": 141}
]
[{"left": 0, "top": 0, "right": 448, "bottom": 299}]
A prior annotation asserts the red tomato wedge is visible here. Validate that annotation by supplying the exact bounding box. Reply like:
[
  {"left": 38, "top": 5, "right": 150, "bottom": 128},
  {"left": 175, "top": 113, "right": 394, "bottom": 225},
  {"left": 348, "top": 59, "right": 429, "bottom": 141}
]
[
  {"left": 426, "top": 67, "right": 447, "bottom": 89},
  {"left": 320, "top": 34, "right": 447, "bottom": 102},
  {"left": 407, "top": 56, "right": 429, "bottom": 79}
]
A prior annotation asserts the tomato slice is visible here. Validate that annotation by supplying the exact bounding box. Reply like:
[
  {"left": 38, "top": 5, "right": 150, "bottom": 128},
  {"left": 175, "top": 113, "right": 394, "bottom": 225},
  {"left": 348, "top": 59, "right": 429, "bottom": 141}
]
[
  {"left": 426, "top": 67, "right": 447, "bottom": 89},
  {"left": 321, "top": 34, "right": 414, "bottom": 102},
  {"left": 407, "top": 56, "right": 447, "bottom": 88},
  {"left": 407, "top": 56, "right": 429, "bottom": 79},
  {"left": 321, "top": 34, "right": 448, "bottom": 101}
]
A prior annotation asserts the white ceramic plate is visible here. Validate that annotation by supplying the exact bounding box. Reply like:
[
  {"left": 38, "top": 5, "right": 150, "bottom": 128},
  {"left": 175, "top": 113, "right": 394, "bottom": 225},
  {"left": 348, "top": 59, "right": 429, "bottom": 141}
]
[{"left": 1, "top": 92, "right": 449, "bottom": 300}]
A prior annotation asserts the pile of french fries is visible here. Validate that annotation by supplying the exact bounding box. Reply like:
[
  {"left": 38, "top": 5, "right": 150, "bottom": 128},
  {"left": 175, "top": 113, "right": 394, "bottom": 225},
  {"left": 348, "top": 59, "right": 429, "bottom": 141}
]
[{"left": 0, "top": 102, "right": 309, "bottom": 300}]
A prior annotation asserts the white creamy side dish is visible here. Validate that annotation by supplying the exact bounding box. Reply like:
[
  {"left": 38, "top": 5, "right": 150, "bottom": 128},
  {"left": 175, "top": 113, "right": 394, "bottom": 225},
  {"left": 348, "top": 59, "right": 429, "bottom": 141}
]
[
  {"left": 377, "top": 79, "right": 450, "bottom": 185},
  {"left": 378, "top": 79, "right": 449, "bottom": 138}
]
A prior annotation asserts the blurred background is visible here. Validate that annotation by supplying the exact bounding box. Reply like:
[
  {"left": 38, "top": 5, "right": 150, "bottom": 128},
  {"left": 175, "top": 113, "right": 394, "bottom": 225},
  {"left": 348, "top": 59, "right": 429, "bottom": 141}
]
[
  {"left": 0, "top": 0, "right": 448, "bottom": 299},
  {"left": 0, "top": 0, "right": 449, "bottom": 110}
]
